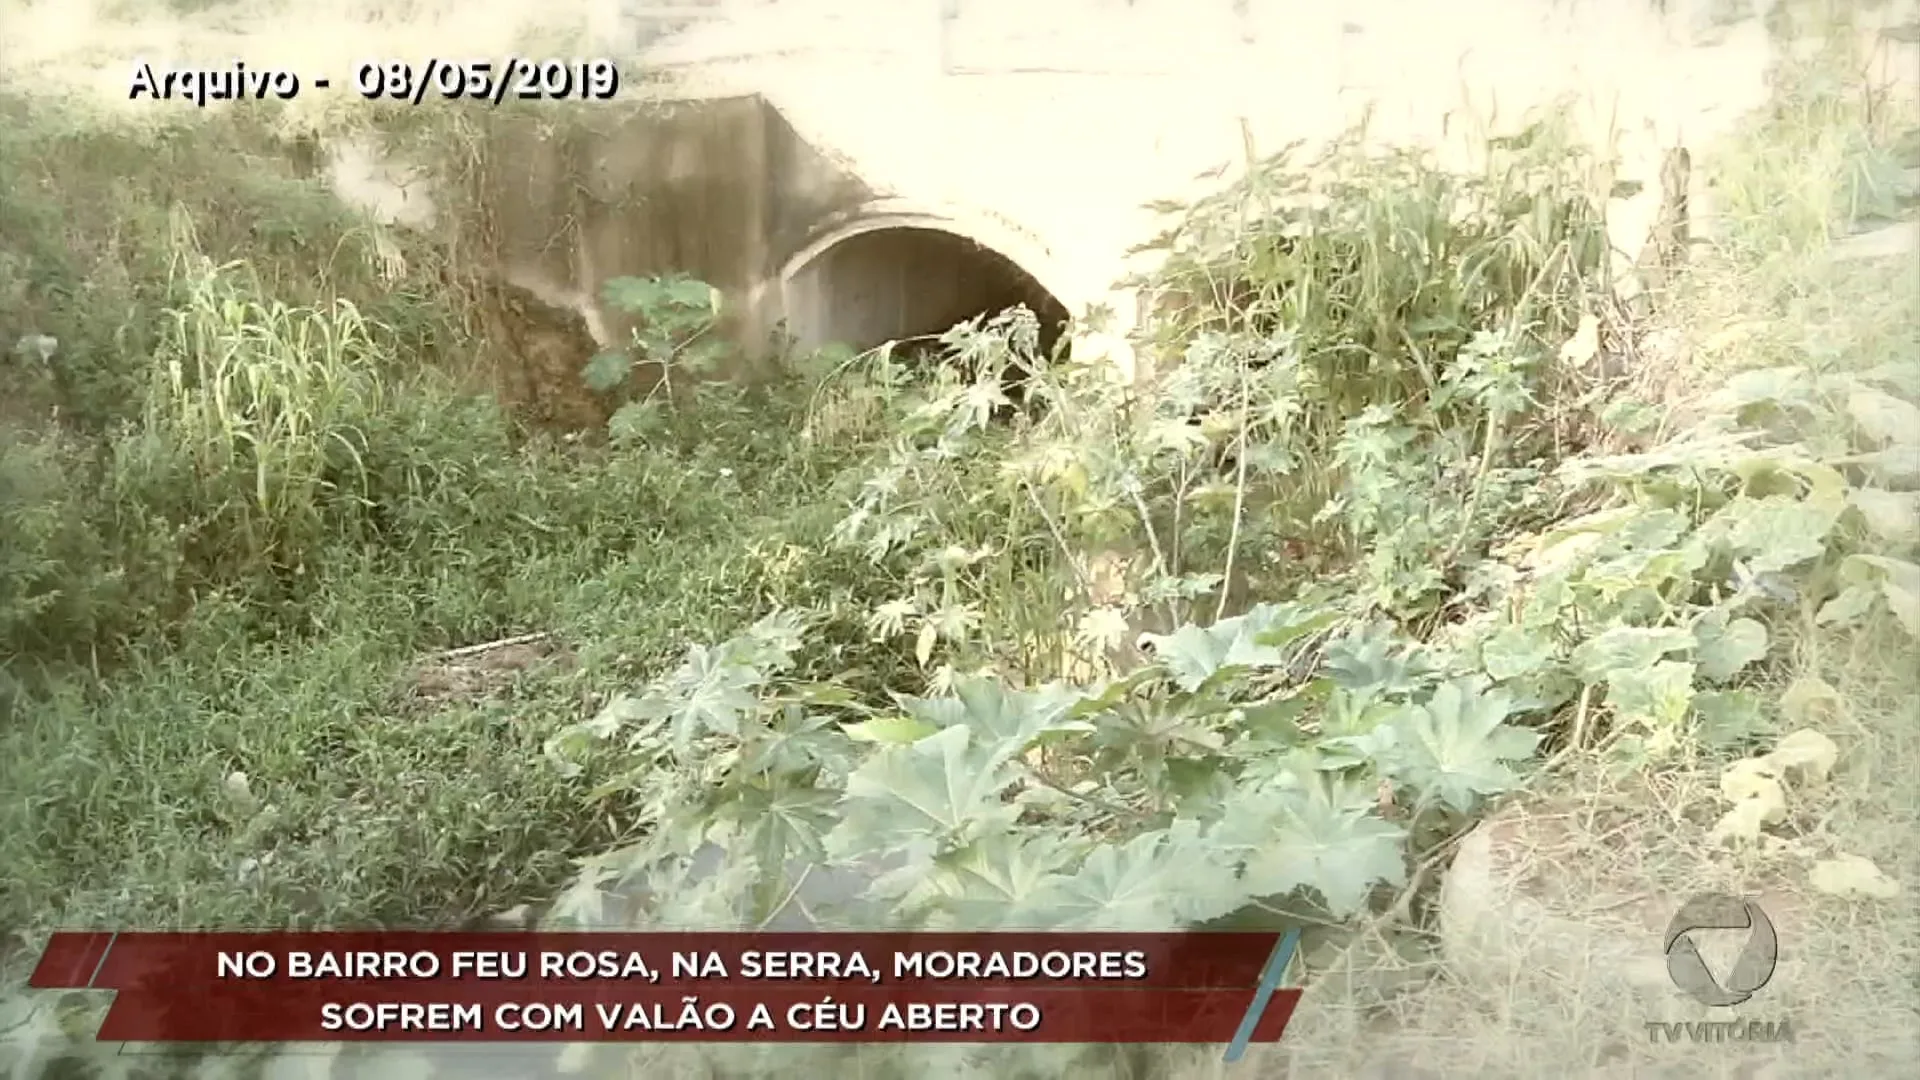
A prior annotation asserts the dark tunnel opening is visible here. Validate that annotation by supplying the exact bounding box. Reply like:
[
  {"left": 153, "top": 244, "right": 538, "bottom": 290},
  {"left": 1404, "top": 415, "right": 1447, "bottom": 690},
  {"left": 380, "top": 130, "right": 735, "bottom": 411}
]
[{"left": 780, "top": 225, "right": 1072, "bottom": 371}]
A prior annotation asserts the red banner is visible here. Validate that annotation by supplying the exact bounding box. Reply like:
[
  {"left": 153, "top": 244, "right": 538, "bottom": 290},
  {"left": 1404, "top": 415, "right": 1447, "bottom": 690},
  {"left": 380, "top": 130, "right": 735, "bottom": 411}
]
[{"left": 31, "top": 931, "right": 1304, "bottom": 1045}]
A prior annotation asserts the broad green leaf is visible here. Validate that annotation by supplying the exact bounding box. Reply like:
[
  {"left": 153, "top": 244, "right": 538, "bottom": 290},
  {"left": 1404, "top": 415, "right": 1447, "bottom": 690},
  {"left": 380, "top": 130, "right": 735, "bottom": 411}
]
[
  {"left": 1600, "top": 399, "right": 1661, "bottom": 435},
  {"left": 1043, "top": 823, "right": 1243, "bottom": 930},
  {"left": 662, "top": 276, "right": 722, "bottom": 313},
  {"left": 601, "top": 275, "right": 658, "bottom": 312},
  {"left": 1159, "top": 757, "right": 1238, "bottom": 810},
  {"left": 1783, "top": 460, "right": 1852, "bottom": 516},
  {"left": 1847, "top": 386, "right": 1920, "bottom": 448},
  {"left": 1712, "top": 366, "right": 1815, "bottom": 411},
  {"left": 925, "top": 831, "right": 1085, "bottom": 928},
  {"left": 899, "top": 678, "right": 1091, "bottom": 761},
  {"left": 1223, "top": 778, "right": 1408, "bottom": 919},
  {"left": 1839, "top": 554, "right": 1920, "bottom": 637},
  {"left": 601, "top": 274, "right": 720, "bottom": 316},
  {"left": 1379, "top": 680, "right": 1541, "bottom": 813},
  {"left": 1090, "top": 694, "right": 1230, "bottom": 758},
  {"left": 1151, "top": 817, "right": 1260, "bottom": 925},
  {"left": 1141, "top": 605, "right": 1300, "bottom": 691},
  {"left": 663, "top": 646, "right": 764, "bottom": 750},
  {"left": 1850, "top": 487, "right": 1920, "bottom": 547},
  {"left": 1324, "top": 624, "right": 1432, "bottom": 695},
  {"left": 1583, "top": 542, "right": 1710, "bottom": 596},
  {"left": 1556, "top": 430, "right": 1759, "bottom": 484},
  {"left": 845, "top": 715, "right": 939, "bottom": 745},
  {"left": 1317, "top": 682, "right": 1400, "bottom": 739},
  {"left": 1238, "top": 679, "right": 1333, "bottom": 744},
  {"left": 1315, "top": 724, "right": 1395, "bottom": 772},
  {"left": 830, "top": 725, "right": 1021, "bottom": 859},
  {"left": 1840, "top": 553, "right": 1920, "bottom": 590},
  {"left": 582, "top": 350, "right": 631, "bottom": 393},
  {"left": 1692, "top": 690, "right": 1769, "bottom": 749},
  {"left": 948, "top": 677, "right": 1090, "bottom": 750},
  {"left": 741, "top": 610, "right": 810, "bottom": 660},
  {"left": 1816, "top": 584, "right": 1879, "bottom": 626},
  {"left": 1605, "top": 660, "right": 1697, "bottom": 730},
  {"left": 1518, "top": 527, "right": 1607, "bottom": 576},
  {"left": 724, "top": 785, "right": 839, "bottom": 870},
  {"left": 1836, "top": 445, "right": 1920, "bottom": 485},
  {"left": 733, "top": 705, "right": 847, "bottom": 778},
  {"left": 1570, "top": 626, "right": 1695, "bottom": 681},
  {"left": 1610, "top": 506, "right": 1695, "bottom": 553},
  {"left": 649, "top": 853, "right": 773, "bottom": 930},
  {"left": 862, "top": 842, "right": 946, "bottom": 909},
  {"left": 1860, "top": 360, "right": 1920, "bottom": 399},
  {"left": 1247, "top": 601, "right": 1344, "bottom": 650},
  {"left": 545, "top": 849, "right": 627, "bottom": 928},
  {"left": 785, "top": 679, "right": 862, "bottom": 709},
  {"left": 1693, "top": 612, "right": 1770, "bottom": 682},
  {"left": 1479, "top": 625, "right": 1555, "bottom": 681},
  {"left": 1699, "top": 495, "right": 1841, "bottom": 575}
]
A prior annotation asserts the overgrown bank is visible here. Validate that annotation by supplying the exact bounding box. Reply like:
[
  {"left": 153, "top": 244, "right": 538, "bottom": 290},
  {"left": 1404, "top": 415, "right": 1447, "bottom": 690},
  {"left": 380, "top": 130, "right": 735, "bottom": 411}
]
[
  {"left": 0, "top": 94, "right": 896, "bottom": 945},
  {"left": 3, "top": 5, "right": 1917, "bottom": 1079}
]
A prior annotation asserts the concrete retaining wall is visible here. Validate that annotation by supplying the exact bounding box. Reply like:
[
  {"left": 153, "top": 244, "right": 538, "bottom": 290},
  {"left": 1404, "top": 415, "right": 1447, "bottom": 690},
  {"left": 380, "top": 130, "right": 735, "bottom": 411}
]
[
  {"left": 17, "top": 0, "right": 1912, "bottom": 416},
  {"left": 309, "top": 0, "right": 1917, "bottom": 425},
  {"left": 469, "top": 94, "right": 872, "bottom": 364},
  {"left": 331, "top": 90, "right": 1078, "bottom": 417}
]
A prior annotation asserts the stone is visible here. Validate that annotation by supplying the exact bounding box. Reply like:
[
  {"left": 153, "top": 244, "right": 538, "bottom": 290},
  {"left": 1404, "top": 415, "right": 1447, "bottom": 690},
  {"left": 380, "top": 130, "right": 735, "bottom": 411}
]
[
  {"left": 1436, "top": 797, "right": 1806, "bottom": 1009},
  {"left": 1438, "top": 805, "right": 1676, "bottom": 1007}
]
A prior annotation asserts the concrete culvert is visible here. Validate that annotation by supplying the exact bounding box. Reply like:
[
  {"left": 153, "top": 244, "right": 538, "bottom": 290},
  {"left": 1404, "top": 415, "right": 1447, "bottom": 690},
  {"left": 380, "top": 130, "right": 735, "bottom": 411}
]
[{"left": 778, "top": 220, "right": 1072, "bottom": 388}]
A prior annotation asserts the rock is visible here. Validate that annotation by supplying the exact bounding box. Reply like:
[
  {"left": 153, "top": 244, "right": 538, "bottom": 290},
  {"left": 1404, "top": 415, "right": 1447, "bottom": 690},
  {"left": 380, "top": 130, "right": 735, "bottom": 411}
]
[
  {"left": 1436, "top": 798, "right": 1805, "bottom": 1010},
  {"left": 1439, "top": 808, "right": 1672, "bottom": 1005}
]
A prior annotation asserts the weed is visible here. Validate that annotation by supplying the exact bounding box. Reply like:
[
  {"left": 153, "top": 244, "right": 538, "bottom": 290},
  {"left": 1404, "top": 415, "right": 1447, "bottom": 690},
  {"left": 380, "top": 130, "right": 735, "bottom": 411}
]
[{"left": 2, "top": 3, "right": 1915, "bottom": 1079}]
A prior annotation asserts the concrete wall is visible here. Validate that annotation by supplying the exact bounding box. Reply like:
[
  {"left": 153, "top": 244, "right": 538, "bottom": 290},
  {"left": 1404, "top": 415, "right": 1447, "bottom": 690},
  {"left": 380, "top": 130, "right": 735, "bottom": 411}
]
[
  {"left": 19, "top": 0, "right": 1914, "bottom": 414},
  {"left": 468, "top": 94, "right": 874, "bottom": 368},
  {"left": 632, "top": 0, "right": 1914, "bottom": 373},
  {"left": 362, "top": 91, "right": 1078, "bottom": 421},
  {"left": 306, "top": 0, "right": 1918, "bottom": 425}
]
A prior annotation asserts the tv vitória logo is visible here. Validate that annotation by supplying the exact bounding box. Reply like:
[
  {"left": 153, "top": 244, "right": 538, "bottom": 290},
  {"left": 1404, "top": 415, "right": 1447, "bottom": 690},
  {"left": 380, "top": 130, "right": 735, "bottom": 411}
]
[{"left": 1662, "top": 893, "right": 1778, "bottom": 1007}]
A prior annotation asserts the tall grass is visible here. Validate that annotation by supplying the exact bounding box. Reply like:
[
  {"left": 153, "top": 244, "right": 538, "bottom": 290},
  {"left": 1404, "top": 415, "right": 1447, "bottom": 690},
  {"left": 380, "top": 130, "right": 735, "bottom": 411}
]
[{"left": 141, "top": 243, "right": 388, "bottom": 575}]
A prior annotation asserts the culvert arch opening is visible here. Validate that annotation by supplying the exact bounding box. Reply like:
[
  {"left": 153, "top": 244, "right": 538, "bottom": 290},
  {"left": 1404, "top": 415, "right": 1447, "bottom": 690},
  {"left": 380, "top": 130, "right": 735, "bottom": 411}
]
[{"left": 778, "top": 218, "right": 1072, "bottom": 372}]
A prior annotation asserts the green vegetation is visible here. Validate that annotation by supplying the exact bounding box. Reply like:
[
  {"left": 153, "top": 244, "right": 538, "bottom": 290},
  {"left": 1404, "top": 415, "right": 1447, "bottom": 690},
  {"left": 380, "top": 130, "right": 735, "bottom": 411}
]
[
  {"left": 0, "top": 104, "right": 882, "bottom": 941},
  {"left": 3, "top": 2, "right": 1915, "bottom": 1077}
]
